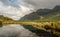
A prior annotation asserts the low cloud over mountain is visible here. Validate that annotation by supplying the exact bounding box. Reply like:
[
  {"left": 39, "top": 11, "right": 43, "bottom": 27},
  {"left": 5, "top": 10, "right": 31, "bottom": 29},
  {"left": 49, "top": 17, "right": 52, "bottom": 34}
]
[{"left": 0, "top": 0, "right": 60, "bottom": 20}]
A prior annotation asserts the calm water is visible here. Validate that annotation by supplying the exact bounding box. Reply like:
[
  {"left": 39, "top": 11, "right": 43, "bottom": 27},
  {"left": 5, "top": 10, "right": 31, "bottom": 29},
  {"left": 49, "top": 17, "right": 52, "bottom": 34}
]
[
  {"left": 0, "top": 24, "right": 58, "bottom": 37},
  {"left": 0, "top": 24, "right": 39, "bottom": 37}
]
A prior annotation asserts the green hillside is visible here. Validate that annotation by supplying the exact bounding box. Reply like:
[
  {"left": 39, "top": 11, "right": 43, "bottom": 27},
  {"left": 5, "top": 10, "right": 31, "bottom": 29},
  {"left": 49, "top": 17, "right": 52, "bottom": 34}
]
[
  {"left": 0, "top": 15, "right": 13, "bottom": 21},
  {"left": 20, "top": 6, "right": 60, "bottom": 21}
]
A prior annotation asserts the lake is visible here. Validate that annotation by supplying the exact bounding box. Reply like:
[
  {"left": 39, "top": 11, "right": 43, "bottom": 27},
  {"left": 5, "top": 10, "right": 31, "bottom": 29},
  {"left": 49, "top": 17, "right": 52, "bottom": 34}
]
[{"left": 0, "top": 24, "right": 39, "bottom": 37}]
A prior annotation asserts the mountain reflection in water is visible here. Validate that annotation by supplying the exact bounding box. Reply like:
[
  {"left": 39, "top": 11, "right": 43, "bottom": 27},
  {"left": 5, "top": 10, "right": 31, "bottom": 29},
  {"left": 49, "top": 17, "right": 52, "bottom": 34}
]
[{"left": 0, "top": 24, "right": 58, "bottom": 37}]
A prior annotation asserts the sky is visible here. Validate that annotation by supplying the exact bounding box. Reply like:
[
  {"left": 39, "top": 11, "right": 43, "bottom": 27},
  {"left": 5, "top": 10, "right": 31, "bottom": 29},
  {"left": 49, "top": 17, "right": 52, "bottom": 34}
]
[{"left": 0, "top": 0, "right": 60, "bottom": 20}]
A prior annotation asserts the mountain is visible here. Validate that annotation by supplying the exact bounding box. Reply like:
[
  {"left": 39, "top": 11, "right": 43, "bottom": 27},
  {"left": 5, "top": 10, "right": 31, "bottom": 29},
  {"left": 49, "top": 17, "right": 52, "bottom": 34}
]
[
  {"left": 20, "top": 6, "right": 60, "bottom": 21},
  {"left": 0, "top": 15, "right": 13, "bottom": 22},
  {"left": 0, "top": 15, "right": 14, "bottom": 27}
]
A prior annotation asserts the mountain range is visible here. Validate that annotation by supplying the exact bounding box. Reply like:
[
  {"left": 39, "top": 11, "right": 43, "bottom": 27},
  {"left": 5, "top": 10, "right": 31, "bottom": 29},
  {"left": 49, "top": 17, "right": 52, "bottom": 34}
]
[{"left": 20, "top": 6, "right": 60, "bottom": 21}]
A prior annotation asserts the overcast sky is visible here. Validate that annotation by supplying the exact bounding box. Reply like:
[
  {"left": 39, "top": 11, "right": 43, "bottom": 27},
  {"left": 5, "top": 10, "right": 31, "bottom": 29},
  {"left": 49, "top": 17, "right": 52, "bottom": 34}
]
[
  {"left": 0, "top": 0, "right": 60, "bottom": 20},
  {"left": 24, "top": 0, "right": 60, "bottom": 9}
]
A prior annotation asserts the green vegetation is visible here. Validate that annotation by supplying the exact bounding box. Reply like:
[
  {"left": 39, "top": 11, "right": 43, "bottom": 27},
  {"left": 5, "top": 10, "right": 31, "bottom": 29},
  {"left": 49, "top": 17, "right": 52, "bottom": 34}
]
[
  {"left": 0, "top": 15, "right": 13, "bottom": 21},
  {"left": 0, "top": 15, "right": 60, "bottom": 36},
  {"left": 0, "top": 6, "right": 60, "bottom": 37},
  {"left": 20, "top": 6, "right": 60, "bottom": 21}
]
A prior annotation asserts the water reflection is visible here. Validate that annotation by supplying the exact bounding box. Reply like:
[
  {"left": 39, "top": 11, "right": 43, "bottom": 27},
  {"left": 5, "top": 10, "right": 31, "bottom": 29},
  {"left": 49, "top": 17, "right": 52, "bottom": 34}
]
[
  {"left": 22, "top": 25, "right": 58, "bottom": 37},
  {"left": 0, "top": 24, "right": 39, "bottom": 37}
]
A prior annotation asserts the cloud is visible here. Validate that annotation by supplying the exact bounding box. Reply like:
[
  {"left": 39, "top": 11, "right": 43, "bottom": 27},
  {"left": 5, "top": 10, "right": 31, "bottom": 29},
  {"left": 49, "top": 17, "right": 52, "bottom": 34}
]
[
  {"left": 0, "top": 0, "right": 34, "bottom": 20},
  {"left": 0, "top": 0, "right": 22, "bottom": 8},
  {"left": 0, "top": 24, "right": 39, "bottom": 37},
  {"left": 24, "top": 0, "right": 60, "bottom": 9},
  {"left": 0, "top": 0, "right": 60, "bottom": 20}
]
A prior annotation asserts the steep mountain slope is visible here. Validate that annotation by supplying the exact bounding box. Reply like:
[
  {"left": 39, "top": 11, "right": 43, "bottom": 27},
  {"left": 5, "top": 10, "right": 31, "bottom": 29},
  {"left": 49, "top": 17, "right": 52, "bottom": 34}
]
[{"left": 20, "top": 6, "right": 60, "bottom": 21}]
